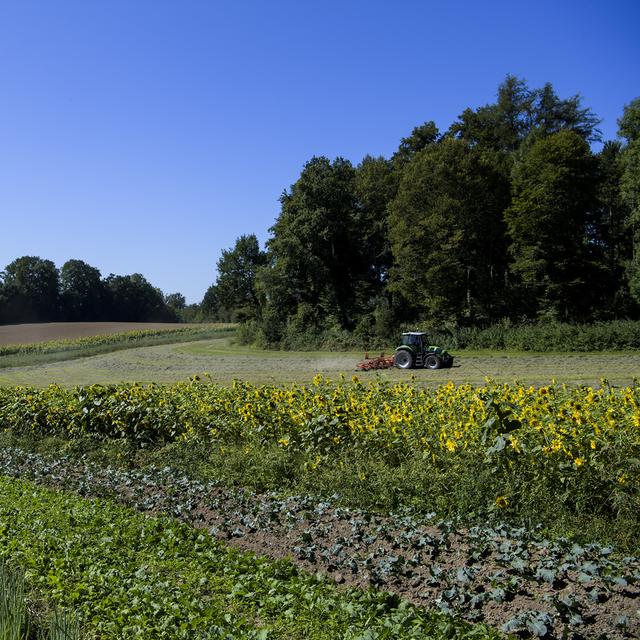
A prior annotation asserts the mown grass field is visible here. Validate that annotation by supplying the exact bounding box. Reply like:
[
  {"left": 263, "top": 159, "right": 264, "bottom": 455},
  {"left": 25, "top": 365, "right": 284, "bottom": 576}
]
[{"left": 0, "top": 335, "right": 639, "bottom": 387}]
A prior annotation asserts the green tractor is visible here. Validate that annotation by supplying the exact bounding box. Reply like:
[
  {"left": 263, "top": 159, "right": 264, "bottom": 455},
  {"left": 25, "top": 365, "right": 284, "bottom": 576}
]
[{"left": 394, "top": 332, "right": 453, "bottom": 370}]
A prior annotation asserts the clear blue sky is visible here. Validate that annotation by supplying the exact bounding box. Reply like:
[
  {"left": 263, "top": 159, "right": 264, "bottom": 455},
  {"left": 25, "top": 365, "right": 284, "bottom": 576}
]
[{"left": 1, "top": 0, "right": 638, "bottom": 304}]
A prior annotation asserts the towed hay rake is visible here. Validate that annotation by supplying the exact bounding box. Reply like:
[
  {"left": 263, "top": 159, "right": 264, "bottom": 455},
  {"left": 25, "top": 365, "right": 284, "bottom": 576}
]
[{"left": 356, "top": 352, "right": 395, "bottom": 371}]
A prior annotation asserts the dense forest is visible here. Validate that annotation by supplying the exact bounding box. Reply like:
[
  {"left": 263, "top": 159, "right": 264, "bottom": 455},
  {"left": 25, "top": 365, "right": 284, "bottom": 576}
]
[
  {"left": 202, "top": 76, "right": 640, "bottom": 347},
  {"left": 0, "top": 257, "right": 185, "bottom": 324},
  {"left": 2, "top": 76, "right": 639, "bottom": 346}
]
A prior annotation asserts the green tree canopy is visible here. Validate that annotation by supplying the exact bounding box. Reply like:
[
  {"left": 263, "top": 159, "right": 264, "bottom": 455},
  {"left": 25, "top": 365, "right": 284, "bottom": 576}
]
[
  {"left": 59, "top": 259, "right": 106, "bottom": 321},
  {"left": 392, "top": 121, "right": 440, "bottom": 166},
  {"left": 504, "top": 130, "right": 598, "bottom": 319},
  {"left": 200, "top": 285, "right": 221, "bottom": 321},
  {"left": 618, "top": 98, "right": 640, "bottom": 302},
  {"left": 388, "top": 138, "right": 510, "bottom": 322},
  {"left": 618, "top": 97, "right": 640, "bottom": 144},
  {"left": 590, "top": 141, "right": 634, "bottom": 315},
  {"left": 353, "top": 155, "right": 397, "bottom": 290},
  {"left": 448, "top": 75, "right": 601, "bottom": 152},
  {"left": 261, "top": 157, "right": 361, "bottom": 334},
  {"left": 105, "top": 273, "right": 173, "bottom": 322},
  {"left": 213, "top": 234, "right": 266, "bottom": 321},
  {"left": 1, "top": 256, "right": 60, "bottom": 322},
  {"left": 165, "top": 292, "right": 186, "bottom": 312}
]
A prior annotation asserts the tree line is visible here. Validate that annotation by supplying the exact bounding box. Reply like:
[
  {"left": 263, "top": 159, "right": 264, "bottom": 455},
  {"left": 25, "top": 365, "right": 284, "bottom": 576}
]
[
  {"left": 202, "top": 76, "right": 640, "bottom": 347},
  {"left": 0, "top": 257, "right": 186, "bottom": 324},
  {"left": 3, "top": 76, "right": 639, "bottom": 343}
]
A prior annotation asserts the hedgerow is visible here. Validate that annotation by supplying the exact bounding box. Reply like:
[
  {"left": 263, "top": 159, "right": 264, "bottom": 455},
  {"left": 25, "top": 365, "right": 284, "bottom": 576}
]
[
  {"left": 239, "top": 319, "right": 640, "bottom": 352},
  {"left": 418, "top": 320, "right": 640, "bottom": 352}
]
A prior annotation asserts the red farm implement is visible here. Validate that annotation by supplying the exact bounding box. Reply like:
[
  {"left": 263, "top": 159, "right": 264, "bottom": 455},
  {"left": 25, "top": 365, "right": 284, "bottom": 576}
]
[{"left": 356, "top": 352, "right": 395, "bottom": 371}]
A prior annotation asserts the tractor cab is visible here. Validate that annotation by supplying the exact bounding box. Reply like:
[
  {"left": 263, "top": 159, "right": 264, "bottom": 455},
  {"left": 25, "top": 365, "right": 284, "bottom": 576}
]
[
  {"left": 400, "top": 332, "right": 426, "bottom": 350},
  {"left": 394, "top": 331, "right": 453, "bottom": 370}
]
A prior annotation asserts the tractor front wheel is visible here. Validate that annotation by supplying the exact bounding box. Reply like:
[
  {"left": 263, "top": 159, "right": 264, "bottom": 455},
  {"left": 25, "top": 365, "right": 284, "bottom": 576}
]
[
  {"left": 395, "top": 350, "right": 413, "bottom": 369},
  {"left": 425, "top": 354, "right": 442, "bottom": 370}
]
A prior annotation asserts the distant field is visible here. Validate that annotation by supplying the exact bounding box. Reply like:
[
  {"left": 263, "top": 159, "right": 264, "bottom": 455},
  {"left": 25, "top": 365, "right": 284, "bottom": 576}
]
[
  {"left": 0, "top": 322, "right": 236, "bottom": 371},
  {"left": 0, "top": 322, "right": 197, "bottom": 345},
  {"left": 0, "top": 336, "right": 639, "bottom": 387}
]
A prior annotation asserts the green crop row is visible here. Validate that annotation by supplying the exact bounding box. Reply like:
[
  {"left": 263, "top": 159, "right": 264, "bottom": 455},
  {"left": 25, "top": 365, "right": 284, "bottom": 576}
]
[
  {"left": 0, "top": 325, "right": 234, "bottom": 357},
  {"left": 2, "top": 445, "right": 638, "bottom": 638},
  {"left": 1, "top": 377, "right": 638, "bottom": 550},
  {"left": 0, "top": 476, "right": 500, "bottom": 639}
]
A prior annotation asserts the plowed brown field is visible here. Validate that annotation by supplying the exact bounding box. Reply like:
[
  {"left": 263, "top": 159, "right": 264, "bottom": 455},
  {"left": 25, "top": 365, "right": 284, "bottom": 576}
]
[{"left": 0, "top": 322, "right": 192, "bottom": 345}]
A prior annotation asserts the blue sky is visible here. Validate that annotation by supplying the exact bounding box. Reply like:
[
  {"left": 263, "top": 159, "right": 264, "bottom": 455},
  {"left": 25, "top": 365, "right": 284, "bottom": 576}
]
[{"left": 1, "top": 0, "right": 638, "bottom": 304}]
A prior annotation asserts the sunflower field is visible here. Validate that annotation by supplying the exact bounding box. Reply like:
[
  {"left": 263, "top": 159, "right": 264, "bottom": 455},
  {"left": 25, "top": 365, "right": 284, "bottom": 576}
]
[{"left": 1, "top": 376, "right": 638, "bottom": 533}]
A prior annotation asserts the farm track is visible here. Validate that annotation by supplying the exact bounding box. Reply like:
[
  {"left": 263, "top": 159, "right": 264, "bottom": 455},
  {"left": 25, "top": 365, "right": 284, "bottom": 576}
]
[
  {"left": 1, "top": 447, "right": 637, "bottom": 639},
  {"left": 1, "top": 337, "right": 640, "bottom": 387}
]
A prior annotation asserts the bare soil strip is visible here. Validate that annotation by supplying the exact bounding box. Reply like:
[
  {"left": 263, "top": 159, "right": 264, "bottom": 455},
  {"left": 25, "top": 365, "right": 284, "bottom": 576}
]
[{"left": 0, "top": 322, "right": 199, "bottom": 346}]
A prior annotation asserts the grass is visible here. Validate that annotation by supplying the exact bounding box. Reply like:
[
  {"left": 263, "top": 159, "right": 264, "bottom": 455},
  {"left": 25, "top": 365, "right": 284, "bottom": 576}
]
[
  {"left": 0, "top": 335, "right": 639, "bottom": 387},
  {"left": 0, "top": 562, "right": 81, "bottom": 640}
]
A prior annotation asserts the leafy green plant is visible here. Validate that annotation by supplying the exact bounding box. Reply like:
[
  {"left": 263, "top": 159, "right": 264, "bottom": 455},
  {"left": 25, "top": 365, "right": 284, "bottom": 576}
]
[{"left": 0, "top": 476, "right": 502, "bottom": 640}]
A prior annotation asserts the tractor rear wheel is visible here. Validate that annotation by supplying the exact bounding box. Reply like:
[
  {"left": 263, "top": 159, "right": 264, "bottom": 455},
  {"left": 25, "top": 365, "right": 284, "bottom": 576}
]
[
  {"left": 395, "top": 350, "right": 413, "bottom": 369},
  {"left": 425, "top": 354, "right": 442, "bottom": 370}
]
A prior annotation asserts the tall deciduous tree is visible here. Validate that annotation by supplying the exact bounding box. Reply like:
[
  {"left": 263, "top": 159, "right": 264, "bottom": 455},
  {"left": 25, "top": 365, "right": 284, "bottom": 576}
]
[
  {"left": 164, "top": 293, "right": 187, "bottom": 321},
  {"left": 105, "top": 273, "right": 172, "bottom": 322},
  {"left": 1, "top": 256, "right": 60, "bottom": 322},
  {"left": 388, "top": 138, "right": 510, "bottom": 322},
  {"left": 200, "top": 285, "right": 221, "bottom": 321},
  {"left": 353, "top": 156, "right": 397, "bottom": 288},
  {"left": 0, "top": 279, "right": 20, "bottom": 324},
  {"left": 165, "top": 293, "right": 186, "bottom": 310},
  {"left": 349, "top": 155, "right": 400, "bottom": 338},
  {"left": 590, "top": 142, "right": 633, "bottom": 315},
  {"left": 260, "top": 157, "right": 360, "bottom": 334},
  {"left": 214, "top": 234, "right": 266, "bottom": 321},
  {"left": 59, "top": 259, "right": 106, "bottom": 321},
  {"left": 504, "top": 130, "right": 598, "bottom": 319},
  {"left": 392, "top": 121, "right": 440, "bottom": 166},
  {"left": 618, "top": 98, "right": 640, "bottom": 303}
]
